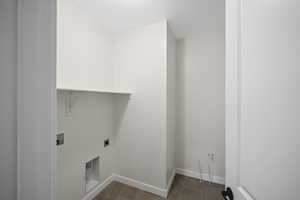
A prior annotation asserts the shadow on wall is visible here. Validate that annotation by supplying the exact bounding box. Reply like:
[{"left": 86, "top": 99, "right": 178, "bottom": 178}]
[
  {"left": 174, "top": 33, "right": 225, "bottom": 180},
  {"left": 175, "top": 38, "right": 187, "bottom": 171},
  {"left": 114, "top": 95, "right": 130, "bottom": 137}
]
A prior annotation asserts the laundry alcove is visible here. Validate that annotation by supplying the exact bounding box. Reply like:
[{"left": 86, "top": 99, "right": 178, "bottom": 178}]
[{"left": 56, "top": 0, "right": 176, "bottom": 199}]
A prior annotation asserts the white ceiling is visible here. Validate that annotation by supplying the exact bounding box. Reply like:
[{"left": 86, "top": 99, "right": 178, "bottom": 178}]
[{"left": 74, "top": 0, "right": 225, "bottom": 38}]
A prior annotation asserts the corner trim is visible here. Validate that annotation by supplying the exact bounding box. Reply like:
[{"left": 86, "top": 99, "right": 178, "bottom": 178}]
[{"left": 176, "top": 168, "right": 225, "bottom": 185}]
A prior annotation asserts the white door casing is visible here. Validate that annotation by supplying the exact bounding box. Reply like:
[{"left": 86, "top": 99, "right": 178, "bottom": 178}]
[
  {"left": 226, "top": 0, "right": 300, "bottom": 200},
  {"left": 18, "top": 0, "right": 57, "bottom": 200},
  {"left": 226, "top": 0, "right": 243, "bottom": 198}
]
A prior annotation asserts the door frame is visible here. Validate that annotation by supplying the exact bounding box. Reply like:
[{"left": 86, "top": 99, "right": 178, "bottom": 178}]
[
  {"left": 225, "top": 0, "right": 241, "bottom": 191},
  {"left": 17, "top": 0, "right": 57, "bottom": 200},
  {"left": 225, "top": 0, "right": 254, "bottom": 199},
  {"left": 17, "top": 0, "right": 245, "bottom": 199}
]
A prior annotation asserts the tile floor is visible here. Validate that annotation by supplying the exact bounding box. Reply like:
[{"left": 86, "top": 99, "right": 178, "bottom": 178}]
[{"left": 94, "top": 174, "right": 225, "bottom": 200}]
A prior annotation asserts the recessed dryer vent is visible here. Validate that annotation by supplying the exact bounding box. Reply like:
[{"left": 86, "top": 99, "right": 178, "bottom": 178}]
[{"left": 85, "top": 157, "right": 100, "bottom": 193}]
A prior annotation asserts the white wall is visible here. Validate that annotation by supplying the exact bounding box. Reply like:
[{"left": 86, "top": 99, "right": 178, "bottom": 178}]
[
  {"left": 166, "top": 24, "right": 176, "bottom": 184},
  {"left": 0, "top": 0, "right": 17, "bottom": 199},
  {"left": 57, "top": 92, "right": 118, "bottom": 200},
  {"left": 57, "top": 0, "right": 225, "bottom": 192},
  {"left": 176, "top": 32, "right": 225, "bottom": 179},
  {"left": 57, "top": 1, "right": 119, "bottom": 199},
  {"left": 57, "top": 0, "right": 114, "bottom": 90},
  {"left": 113, "top": 21, "right": 168, "bottom": 189}
]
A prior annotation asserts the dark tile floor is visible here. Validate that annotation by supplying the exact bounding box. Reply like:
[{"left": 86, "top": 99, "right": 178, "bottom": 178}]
[{"left": 94, "top": 174, "right": 225, "bottom": 200}]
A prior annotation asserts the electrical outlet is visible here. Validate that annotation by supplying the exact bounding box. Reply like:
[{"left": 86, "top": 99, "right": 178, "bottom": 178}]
[
  {"left": 104, "top": 139, "right": 109, "bottom": 147},
  {"left": 208, "top": 153, "right": 215, "bottom": 161}
]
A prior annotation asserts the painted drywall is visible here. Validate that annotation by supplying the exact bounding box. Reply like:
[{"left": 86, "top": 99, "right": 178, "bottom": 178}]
[
  {"left": 57, "top": 2, "right": 120, "bottom": 199},
  {"left": 57, "top": 0, "right": 114, "bottom": 91},
  {"left": 57, "top": 92, "right": 119, "bottom": 200},
  {"left": 0, "top": 0, "right": 17, "bottom": 199},
  {"left": 57, "top": 0, "right": 173, "bottom": 195},
  {"left": 113, "top": 21, "right": 168, "bottom": 189},
  {"left": 176, "top": 32, "right": 225, "bottom": 179},
  {"left": 166, "top": 24, "right": 176, "bottom": 185}
]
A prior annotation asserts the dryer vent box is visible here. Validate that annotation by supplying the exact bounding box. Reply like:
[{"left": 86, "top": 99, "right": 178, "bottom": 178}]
[{"left": 85, "top": 157, "right": 100, "bottom": 193}]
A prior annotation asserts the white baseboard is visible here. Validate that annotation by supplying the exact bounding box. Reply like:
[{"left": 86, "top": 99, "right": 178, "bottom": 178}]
[
  {"left": 81, "top": 175, "right": 114, "bottom": 200},
  {"left": 176, "top": 168, "right": 225, "bottom": 185},
  {"left": 81, "top": 169, "right": 223, "bottom": 200},
  {"left": 113, "top": 174, "right": 168, "bottom": 198},
  {"left": 166, "top": 169, "right": 176, "bottom": 195},
  {"left": 81, "top": 173, "right": 172, "bottom": 200}
]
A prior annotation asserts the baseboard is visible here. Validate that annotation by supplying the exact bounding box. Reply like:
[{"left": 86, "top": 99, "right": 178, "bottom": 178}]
[
  {"left": 81, "top": 175, "right": 114, "bottom": 200},
  {"left": 81, "top": 169, "right": 223, "bottom": 200},
  {"left": 81, "top": 173, "right": 173, "bottom": 199},
  {"left": 113, "top": 174, "right": 168, "bottom": 198},
  {"left": 176, "top": 168, "right": 225, "bottom": 185},
  {"left": 166, "top": 169, "right": 176, "bottom": 196}
]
